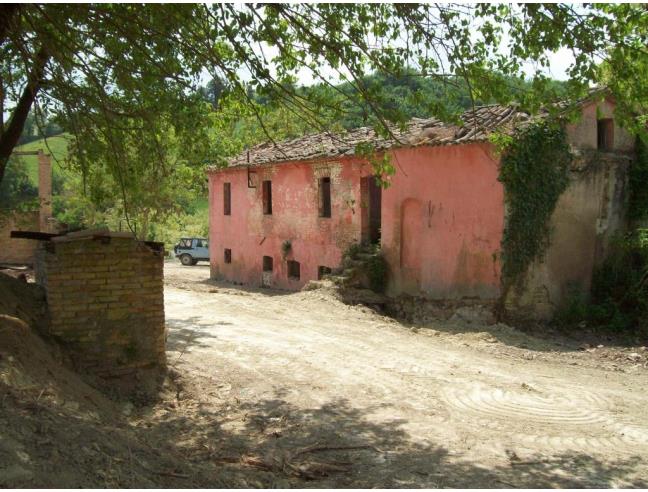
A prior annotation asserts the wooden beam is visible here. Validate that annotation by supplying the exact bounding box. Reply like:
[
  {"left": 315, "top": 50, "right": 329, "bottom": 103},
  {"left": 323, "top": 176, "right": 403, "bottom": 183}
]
[
  {"left": 10, "top": 230, "right": 60, "bottom": 241},
  {"left": 12, "top": 150, "right": 42, "bottom": 156}
]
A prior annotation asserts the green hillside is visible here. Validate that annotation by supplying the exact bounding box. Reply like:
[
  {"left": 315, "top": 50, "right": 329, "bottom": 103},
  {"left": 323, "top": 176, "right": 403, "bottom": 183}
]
[{"left": 13, "top": 134, "right": 71, "bottom": 185}]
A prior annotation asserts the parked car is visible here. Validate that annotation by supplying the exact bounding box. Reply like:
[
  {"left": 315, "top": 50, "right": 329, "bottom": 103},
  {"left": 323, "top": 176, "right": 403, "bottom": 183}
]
[{"left": 174, "top": 237, "right": 209, "bottom": 266}]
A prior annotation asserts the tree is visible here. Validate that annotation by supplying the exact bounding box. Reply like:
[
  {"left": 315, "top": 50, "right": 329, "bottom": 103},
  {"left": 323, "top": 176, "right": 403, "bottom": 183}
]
[
  {"left": 199, "top": 77, "right": 227, "bottom": 110},
  {"left": 1, "top": 4, "right": 646, "bottom": 231}
]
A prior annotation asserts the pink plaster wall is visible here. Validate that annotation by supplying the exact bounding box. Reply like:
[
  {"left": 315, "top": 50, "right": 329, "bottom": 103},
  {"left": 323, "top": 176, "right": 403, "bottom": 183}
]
[
  {"left": 208, "top": 159, "right": 367, "bottom": 290},
  {"left": 566, "top": 98, "right": 634, "bottom": 153},
  {"left": 208, "top": 142, "right": 505, "bottom": 299},
  {"left": 382, "top": 143, "right": 504, "bottom": 299}
]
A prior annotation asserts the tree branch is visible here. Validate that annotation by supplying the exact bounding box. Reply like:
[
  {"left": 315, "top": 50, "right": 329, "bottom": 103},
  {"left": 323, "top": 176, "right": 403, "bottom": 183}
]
[
  {"left": 0, "top": 4, "right": 20, "bottom": 47},
  {"left": 0, "top": 46, "right": 48, "bottom": 184}
]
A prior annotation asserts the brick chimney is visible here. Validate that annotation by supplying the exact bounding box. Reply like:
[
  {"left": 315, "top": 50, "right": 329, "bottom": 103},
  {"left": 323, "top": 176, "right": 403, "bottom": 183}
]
[{"left": 37, "top": 151, "right": 53, "bottom": 233}]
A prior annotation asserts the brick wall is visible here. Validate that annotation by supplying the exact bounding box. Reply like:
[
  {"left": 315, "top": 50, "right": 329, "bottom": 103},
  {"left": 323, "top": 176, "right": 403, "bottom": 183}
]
[
  {"left": 37, "top": 152, "right": 53, "bottom": 232},
  {"left": 36, "top": 234, "right": 165, "bottom": 377},
  {"left": 0, "top": 211, "right": 39, "bottom": 265}
]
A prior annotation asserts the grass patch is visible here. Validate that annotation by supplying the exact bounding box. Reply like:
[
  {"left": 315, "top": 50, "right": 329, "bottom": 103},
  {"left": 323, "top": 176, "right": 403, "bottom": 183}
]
[{"left": 13, "top": 134, "right": 72, "bottom": 185}]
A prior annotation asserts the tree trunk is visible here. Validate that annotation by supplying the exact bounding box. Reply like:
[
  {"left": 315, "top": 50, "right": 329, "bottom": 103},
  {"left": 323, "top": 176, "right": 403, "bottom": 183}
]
[{"left": 0, "top": 47, "right": 48, "bottom": 186}]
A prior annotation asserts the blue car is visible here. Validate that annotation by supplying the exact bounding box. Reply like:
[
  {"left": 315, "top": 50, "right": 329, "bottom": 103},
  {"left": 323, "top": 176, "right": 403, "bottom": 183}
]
[{"left": 174, "top": 237, "right": 209, "bottom": 266}]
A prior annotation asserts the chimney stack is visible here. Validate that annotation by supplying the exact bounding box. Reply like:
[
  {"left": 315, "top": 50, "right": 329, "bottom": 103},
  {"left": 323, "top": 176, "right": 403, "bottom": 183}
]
[{"left": 37, "top": 150, "right": 53, "bottom": 233}]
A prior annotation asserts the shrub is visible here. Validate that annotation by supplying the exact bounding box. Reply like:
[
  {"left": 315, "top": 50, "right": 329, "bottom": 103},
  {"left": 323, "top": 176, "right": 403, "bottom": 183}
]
[
  {"left": 366, "top": 252, "right": 388, "bottom": 294},
  {"left": 555, "top": 230, "right": 648, "bottom": 335},
  {"left": 281, "top": 239, "right": 292, "bottom": 259},
  {"left": 343, "top": 241, "right": 362, "bottom": 261}
]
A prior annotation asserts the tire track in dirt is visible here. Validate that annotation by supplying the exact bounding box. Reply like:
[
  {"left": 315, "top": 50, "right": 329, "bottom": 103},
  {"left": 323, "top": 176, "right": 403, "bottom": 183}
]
[
  {"left": 164, "top": 266, "right": 648, "bottom": 486},
  {"left": 441, "top": 383, "right": 648, "bottom": 453}
]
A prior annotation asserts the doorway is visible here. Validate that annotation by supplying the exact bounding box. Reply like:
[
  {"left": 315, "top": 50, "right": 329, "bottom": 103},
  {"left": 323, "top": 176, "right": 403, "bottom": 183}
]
[{"left": 361, "top": 176, "right": 382, "bottom": 245}]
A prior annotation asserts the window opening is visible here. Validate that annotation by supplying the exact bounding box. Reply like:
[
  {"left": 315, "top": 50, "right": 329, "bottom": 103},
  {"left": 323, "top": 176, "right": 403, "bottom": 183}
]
[
  {"left": 287, "top": 260, "right": 300, "bottom": 280},
  {"left": 223, "top": 182, "right": 231, "bottom": 215},
  {"left": 318, "top": 177, "right": 331, "bottom": 218},
  {"left": 262, "top": 180, "right": 272, "bottom": 215}
]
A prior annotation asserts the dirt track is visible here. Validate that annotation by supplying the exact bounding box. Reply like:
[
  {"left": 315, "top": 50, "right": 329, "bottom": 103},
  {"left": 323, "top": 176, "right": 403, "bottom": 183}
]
[{"left": 157, "top": 262, "right": 648, "bottom": 488}]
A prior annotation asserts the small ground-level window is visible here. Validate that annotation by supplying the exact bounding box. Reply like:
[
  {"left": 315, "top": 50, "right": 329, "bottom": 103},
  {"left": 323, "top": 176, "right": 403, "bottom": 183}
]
[
  {"left": 224, "top": 248, "right": 232, "bottom": 264},
  {"left": 597, "top": 118, "right": 614, "bottom": 150},
  {"left": 262, "top": 180, "right": 272, "bottom": 215},
  {"left": 318, "top": 177, "right": 331, "bottom": 218},
  {"left": 318, "top": 266, "right": 332, "bottom": 280},
  {"left": 287, "top": 260, "right": 300, "bottom": 280},
  {"left": 223, "top": 182, "right": 231, "bottom": 215},
  {"left": 263, "top": 255, "right": 273, "bottom": 272}
]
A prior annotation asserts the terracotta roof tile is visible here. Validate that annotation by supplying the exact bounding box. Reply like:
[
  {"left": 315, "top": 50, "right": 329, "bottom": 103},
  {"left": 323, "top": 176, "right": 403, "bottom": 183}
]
[
  {"left": 209, "top": 87, "right": 612, "bottom": 171},
  {"left": 219, "top": 105, "right": 530, "bottom": 169}
]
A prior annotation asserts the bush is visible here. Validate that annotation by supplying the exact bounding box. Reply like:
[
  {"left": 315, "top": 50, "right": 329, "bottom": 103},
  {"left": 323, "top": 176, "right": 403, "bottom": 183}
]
[
  {"left": 555, "top": 230, "right": 648, "bottom": 335},
  {"left": 366, "top": 252, "right": 388, "bottom": 294},
  {"left": 342, "top": 241, "right": 362, "bottom": 261}
]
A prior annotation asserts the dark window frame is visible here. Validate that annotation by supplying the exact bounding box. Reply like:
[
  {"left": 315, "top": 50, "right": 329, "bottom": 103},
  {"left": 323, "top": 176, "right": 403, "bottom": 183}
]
[
  {"left": 263, "top": 255, "right": 273, "bottom": 272},
  {"left": 318, "top": 266, "right": 332, "bottom": 280},
  {"left": 262, "top": 180, "right": 272, "bottom": 215},
  {"left": 287, "top": 260, "right": 300, "bottom": 280},
  {"left": 223, "top": 182, "right": 231, "bottom": 216},
  {"left": 318, "top": 177, "right": 332, "bottom": 218},
  {"left": 224, "top": 248, "right": 232, "bottom": 264},
  {"left": 597, "top": 118, "right": 614, "bottom": 151}
]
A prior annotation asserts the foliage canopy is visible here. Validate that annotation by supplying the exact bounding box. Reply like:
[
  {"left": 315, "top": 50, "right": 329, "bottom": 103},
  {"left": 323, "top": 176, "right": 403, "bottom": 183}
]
[{"left": 1, "top": 3, "right": 646, "bottom": 234}]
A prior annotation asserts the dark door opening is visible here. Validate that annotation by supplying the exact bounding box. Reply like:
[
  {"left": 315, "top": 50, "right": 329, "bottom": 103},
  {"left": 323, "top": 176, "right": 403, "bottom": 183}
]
[{"left": 361, "top": 176, "right": 382, "bottom": 245}]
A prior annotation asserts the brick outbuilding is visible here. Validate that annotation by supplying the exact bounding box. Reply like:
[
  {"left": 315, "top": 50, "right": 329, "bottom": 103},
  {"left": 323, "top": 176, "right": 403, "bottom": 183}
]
[{"left": 35, "top": 230, "right": 166, "bottom": 379}]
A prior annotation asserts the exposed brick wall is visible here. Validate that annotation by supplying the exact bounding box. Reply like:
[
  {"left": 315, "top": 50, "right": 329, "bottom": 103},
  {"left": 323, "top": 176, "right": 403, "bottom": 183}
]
[
  {"left": 0, "top": 211, "right": 39, "bottom": 265},
  {"left": 37, "top": 152, "right": 53, "bottom": 232},
  {"left": 36, "top": 236, "right": 165, "bottom": 377}
]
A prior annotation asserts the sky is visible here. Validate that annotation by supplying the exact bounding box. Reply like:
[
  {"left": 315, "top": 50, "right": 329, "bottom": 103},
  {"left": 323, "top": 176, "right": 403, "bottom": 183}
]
[{"left": 199, "top": 7, "right": 578, "bottom": 90}]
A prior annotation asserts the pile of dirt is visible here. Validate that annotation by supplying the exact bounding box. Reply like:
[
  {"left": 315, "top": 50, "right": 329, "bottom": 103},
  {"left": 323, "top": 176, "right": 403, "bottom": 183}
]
[
  {"left": 0, "top": 272, "right": 48, "bottom": 333},
  {"left": 0, "top": 314, "right": 218, "bottom": 487},
  {"left": 0, "top": 273, "right": 233, "bottom": 487}
]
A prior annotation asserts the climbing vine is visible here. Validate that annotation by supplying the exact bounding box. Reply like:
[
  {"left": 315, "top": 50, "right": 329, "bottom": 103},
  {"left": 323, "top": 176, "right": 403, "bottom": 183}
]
[
  {"left": 628, "top": 136, "right": 648, "bottom": 221},
  {"left": 494, "top": 121, "right": 572, "bottom": 291},
  {"left": 355, "top": 142, "right": 395, "bottom": 188}
]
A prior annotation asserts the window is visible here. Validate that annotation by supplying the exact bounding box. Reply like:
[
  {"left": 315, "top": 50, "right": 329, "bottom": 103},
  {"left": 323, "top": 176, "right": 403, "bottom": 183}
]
[
  {"left": 318, "top": 266, "right": 332, "bottom": 280},
  {"left": 223, "top": 182, "right": 231, "bottom": 215},
  {"left": 318, "top": 177, "right": 331, "bottom": 218},
  {"left": 263, "top": 255, "right": 273, "bottom": 272},
  {"left": 262, "top": 180, "right": 272, "bottom": 215},
  {"left": 195, "top": 239, "right": 203, "bottom": 247},
  {"left": 179, "top": 238, "right": 192, "bottom": 248},
  {"left": 597, "top": 119, "right": 614, "bottom": 151},
  {"left": 287, "top": 260, "right": 300, "bottom": 280},
  {"left": 224, "top": 248, "right": 231, "bottom": 264}
]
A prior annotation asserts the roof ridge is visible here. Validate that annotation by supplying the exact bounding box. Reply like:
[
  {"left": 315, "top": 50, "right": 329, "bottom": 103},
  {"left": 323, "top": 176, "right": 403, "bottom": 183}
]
[{"left": 215, "top": 90, "right": 608, "bottom": 170}]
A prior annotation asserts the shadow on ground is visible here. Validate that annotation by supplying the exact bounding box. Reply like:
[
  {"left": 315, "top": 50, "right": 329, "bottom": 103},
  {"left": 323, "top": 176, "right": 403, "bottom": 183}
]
[
  {"left": 136, "top": 382, "right": 648, "bottom": 488},
  {"left": 165, "top": 317, "right": 225, "bottom": 353}
]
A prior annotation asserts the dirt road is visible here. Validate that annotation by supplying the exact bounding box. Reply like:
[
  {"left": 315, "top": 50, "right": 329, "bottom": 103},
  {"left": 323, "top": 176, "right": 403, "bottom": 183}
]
[{"left": 157, "top": 262, "right": 648, "bottom": 487}]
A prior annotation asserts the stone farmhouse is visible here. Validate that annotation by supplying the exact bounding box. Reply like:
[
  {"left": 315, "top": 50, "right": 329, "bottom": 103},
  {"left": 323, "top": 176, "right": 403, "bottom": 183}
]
[{"left": 207, "top": 93, "right": 635, "bottom": 319}]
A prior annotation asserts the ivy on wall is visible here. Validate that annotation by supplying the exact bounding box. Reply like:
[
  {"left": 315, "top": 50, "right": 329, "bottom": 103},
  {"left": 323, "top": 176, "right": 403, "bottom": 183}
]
[
  {"left": 628, "top": 136, "right": 648, "bottom": 221},
  {"left": 494, "top": 122, "right": 572, "bottom": 292}
]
